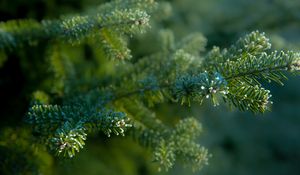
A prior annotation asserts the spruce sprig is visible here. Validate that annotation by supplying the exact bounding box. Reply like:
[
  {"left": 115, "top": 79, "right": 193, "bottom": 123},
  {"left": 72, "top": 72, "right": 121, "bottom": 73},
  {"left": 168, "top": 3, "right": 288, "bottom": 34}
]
[
  {"left": 26, "top": 104, "right": 132, "bottom": 158},
  {"left": 0, "top": 0, "right": 153, "bottom": 51}
]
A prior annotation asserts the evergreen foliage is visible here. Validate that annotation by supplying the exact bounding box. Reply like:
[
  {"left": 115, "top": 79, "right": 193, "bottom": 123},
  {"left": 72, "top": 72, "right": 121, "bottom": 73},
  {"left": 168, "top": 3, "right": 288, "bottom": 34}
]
[{"left": 0, "top": 0, "right": 300, "bottom": 174}]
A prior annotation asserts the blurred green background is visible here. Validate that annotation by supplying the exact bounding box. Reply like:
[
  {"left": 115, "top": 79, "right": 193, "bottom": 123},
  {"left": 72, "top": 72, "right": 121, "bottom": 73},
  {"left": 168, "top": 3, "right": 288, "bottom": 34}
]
[{"left": 0, "top": 0, "right": 299, "bottom": 174}]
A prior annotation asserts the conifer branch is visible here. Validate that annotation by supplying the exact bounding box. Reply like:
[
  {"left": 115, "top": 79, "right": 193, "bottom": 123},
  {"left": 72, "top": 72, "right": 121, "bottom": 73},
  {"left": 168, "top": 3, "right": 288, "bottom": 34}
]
[
  {"left": 3, "top": 0, "right": 300, "bottom": 174},
  {"left": 24, "top": 30, "right": 299, "bottom": 161},
  {"left": 205, "top": 31, "right": 300, "bottom": 85},
  {"left": 204, "top": 32, "right": 300, "bottom": 112},
  {"left": 221, "top": 51, "right": 300, "bottom": 85},
  {"left": 18, "top": 25, "right": 300, "bottom": 172},
  {"left": 0, "top": 0, "right": 153, "bottom": 51},
  {"left": 112, "top": 71, "right": 228, "bottom": 107},
  {"left": 119, "top": 101, "right": 209, "bottom": 172},
  {"left": 26, "top": 104, "right": 132, "bottom": 158}
]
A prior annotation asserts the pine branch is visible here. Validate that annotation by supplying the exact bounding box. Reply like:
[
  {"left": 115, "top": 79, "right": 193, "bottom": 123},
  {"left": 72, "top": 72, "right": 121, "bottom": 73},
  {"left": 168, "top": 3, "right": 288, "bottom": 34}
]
[
  {"left": 112, "top": 71, "right": 228, "bottom": 107},
  {"left": 98, "top": 28, "right": 132, "bottom": 60},
  {"left": 0, "top": 0, "right": 152, "bottom": 51},
  {"left": 26, "top": 104, "right": 132, "bottom": 158},
  {"left": 202, "top": 31, "right": 300, "bottom": 112},
  {"left": 121, "top": 100, "right": 209, "bottom": 172},
  {"left": 110, "top": 32, "right": 211, "bottom": 105},
  {"left": 23, "top": 29, "right": 300, "bottom": 171},
  {"left": 224, "top": 81, "right": 271, "bottom": 113},
  {"left": 3, "top": 0, "right": 300, "bottom": 173},
  {"left": 205, "top": 31, "right": 300, "bottom": 85},
  {"left": 113, "top": 32, "right": 300, "bottom": 114},
  {"left": 221, "top": 51, "right": 300, "bottom": 85}
]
